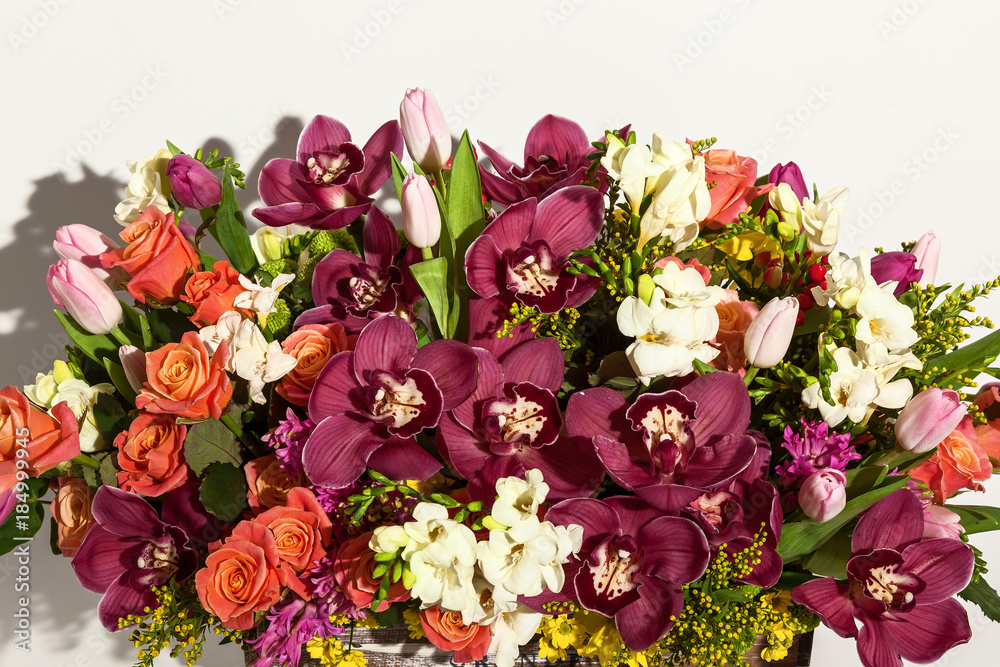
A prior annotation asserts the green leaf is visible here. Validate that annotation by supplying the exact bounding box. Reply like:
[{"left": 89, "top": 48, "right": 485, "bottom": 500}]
[
  {"left": 927, "top": 328, "right": 1000, "bottom": 386},
  {"left": 166, "top": 140, "right": 183, "bottom": 156},
  {"left": 0, "top": 478, "right": 49, "bottom": 556},
  {"left": 959, "top": 575, "right": 1000, "bottom": 623},
  {"left": 949, "top": 505, "right": 1000, "bottom": 535},
  {"left": 410, "top": 258, "right": 452, "bottom": 338},
  {"left": 211, "top": 164, "right": 258, "bottom": 274},
  {"left": 199, "top": 462, "right": 249, "bottom": 523},
  {"left": 391, "top": 152, "right": 408, "bottom": 200},
  {"left": 184, "top": 418, "right": 243, "bottom": 476},
  {"left": 53, "top": 310, "right": 117, "bottom": 363},
  {"left": 144, "top": 306, "right": 195, "bottom": 344},
  {"left": 92, "top": 392, "right": 128, "bottom": 439},
  {"left": 118, "top": 302, "right": 147, "bottom": 348},
  {"left": 445, "top": 131, "right": 485, "bottom": 285},
  {"left": 800, "top": 531, "right": 852, "bottom": 579},
  {"left": 99, "top": 453, "right": 119, "bottom": 487},
  {"left": 48, "top": 516, "right": 61, "bottom": 556},
  {"left": 103, "top": 358, "right": 137, "bottom": 405}
]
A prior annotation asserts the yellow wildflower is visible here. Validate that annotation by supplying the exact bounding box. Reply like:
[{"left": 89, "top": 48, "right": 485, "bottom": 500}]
[
  {"left": 306, "top": 638, "right": 368, "bottom": 667},
  {"left": 403, "top": 607, "right": 425, "bottom": 640},
  {"left": 717, "top": 230, "right": 780, "bottom": 262},
  {"left": 539, "top": 614, "right": 587, "bottom": 651}
]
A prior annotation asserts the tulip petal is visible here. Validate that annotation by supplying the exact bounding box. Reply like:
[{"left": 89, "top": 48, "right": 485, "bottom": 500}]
[
  {"left": 98, "top": 577, "right": 158, "bottom": 632},
  {"left": 352, "top": 315, "right": 418, "bottom": 380},
  {"left": 499, "top": 337, "right": 565, "bottom": 393},
  {"left": 411, "top": 339, "right": 479, "bottom": 410},
  {"left": 91, "top": 486, "right": 162, "bottom": 537},
  {"left": 362, "top": 206, "right": 401, "bottom": 270},
  {"left": 680, "top": 371, "right": 751, "bottom": 446},
  {"left": 71, "top": 526, "right": 135, "bottom": 593},
  {"left": 464, "top": 234, "right": 503, "bottom": 298},
  {"left": 258, "top": 158, "right": 311, "bottom": 206},
  {"left": 791, "top": 577, "right": 857, "bottom": 638},
  {"left": 302, "top": 414, "right": 385, "bottom": 488},
  {"left": 355, "top": 120, "right": 404, "bottom": 196},
  {"left": 881, "top": 599, "right": 972, "bottom": 663},
  {"left": 614, "top": 575, "right": 683, "bottom": 652},
  {"left": 297, "top": 115, "right": 352, "bottom": 162},
  {"left": 857, "top": 619, "right": 901, "bottom": 667},
  {"left": 366, "top": 436, "right": 442, "bottom": 482},
  {"left": 524, "top": 115, "right": 589, "bottom": 164},
  {"left": 852, "top": 489, "right": 924, "bottom": 554},
  {"left": 901, "top": 538, "right": 975, "bottom": 603},
  {"left": 530, "top": 186, "right": 604, "bottom": 259},
  {"left": 308, "top": 353, "right": 361, "bottom": 421}
]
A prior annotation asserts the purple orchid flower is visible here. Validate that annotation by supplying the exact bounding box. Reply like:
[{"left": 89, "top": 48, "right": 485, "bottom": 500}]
[
  {"left": 437, "top": 337, "right": 604, "bottom": 503},
  {"left": 254, "top": 115, "right": 403, "bottom": 230},
  {"left": 792, "top": 489, "right": 974, "bottom": 667},
  {"left": 466, "top": 295, "right": 537, "bottom": 359},
  {"left": 567, "top": 371, "right": 759, "bottom": 491},
  {"left": 302, "top": 315, "right": 478, "bottom": 488},
  {"left": 465, "top": 185, "right": 604, "bottom": 314},
  {"left": 71, "top": 486, "right": 197, "bottom": 631},
  {"left": 526, "top": 495, "right": 710, "bottom": 651},
  {"left": 478, "top": 114, "right": 594, "bottom": 207},
  {"left": 296, "top": 206, "right": 421, "bottom": 333}
]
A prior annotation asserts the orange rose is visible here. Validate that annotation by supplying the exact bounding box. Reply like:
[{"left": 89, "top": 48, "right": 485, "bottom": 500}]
[
  {"left": 180, "top": 260, "right": 252, "bottom": 328},
  {"left": 333, "top": 532, "right": 410, "bottom": 612},
  {"left": 420, "top": 606, "right": 491, "bottom": 663},
  {"left": 0, "top": 386, "right": 80, "bottom": 492},
  {"left": 276, "top": 324, "right": 352, "bottom": 406},
  {"left": 114, "top": 413, "right": 189, "bottom": 497},
  {"left": 195, "top": 521, "right": 283, "bottom": 630},
  {"left": 136, "top": 332, "right": 233, "bottom": 421},
  {"left": 710, "top": 288, "right": 759, "bottom": 374},
  {"left": 701, "top": 149, "right": 774, "bottom": 230},
  {"left": 973, "top": 384, "right": 1000, "bottom": 462},
  {"left": 49, "top": 478, "right": 95, "bottom": 558},
  {"left": 910, "top": 416, "right": 992, "bottom": 503},
  {"left": 245, "top": 454, "right": 306, "bottom": 509}
]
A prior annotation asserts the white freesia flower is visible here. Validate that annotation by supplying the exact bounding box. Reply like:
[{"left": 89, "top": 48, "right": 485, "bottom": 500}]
[
  {"left": 474, "top": 580, "right": 543, "bottom": 667},
  {"left": 769, "top": 184, "right": 849, "bottom": 255},
  {"left": 492, "top": 469, "right": 549, "bottom": 528},
  {"left": 853, "top": 285, "right": 920, "bottom": 356},
  {"left": 477, "top": 517, "right": 582, "bottom": 604},
  {"left": 802, "top": 345, "right": 914, "bottom": 426},
  {"left": 639, "top": 154, "right": 710, "bottom": 251},
  {"left": 199, "top": 311, "right": 296, "bottom": 404},
  {"left": 24, "top": 362, "right": 114, "bottom": 452},
  {"left": 114, "top": 149, "right": 172, "bottom": 225},
  {"left": 812, "top": 250, "right": 878, "bottom": 310},
  {"left": 234, "top": 273, "right": 295, "bottom": 325},
  {"left": 249, "top": 224, "right": 310, "bottom": 264},
  {"left": 653, "top": 261, "right": 725, "bottom": 310}
]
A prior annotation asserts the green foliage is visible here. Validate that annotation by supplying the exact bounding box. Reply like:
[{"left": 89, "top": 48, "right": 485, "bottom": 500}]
[
  {"left": 53, "top": 310, "right": 118, "bottom": 363},
  {"left": 410, "top": 258, "right": 452, "bottom": 338},
  {"left": 198, "top": 462, "right": 249, "bottom": 522},
  {"left": 949, "top": 505, "right": 1000, "bottom": 535},
  {"left": 183, "top": 419, "right": 243, "bottom": 476},
  {"left": 0, "top": 478, "right": 49, "bottom": 556},
  {"left": 959, "top": 575, "right": 1000, "bottom": 624},
  {"left": 210, "top": 164, "right": 258, "bottom": 274}
]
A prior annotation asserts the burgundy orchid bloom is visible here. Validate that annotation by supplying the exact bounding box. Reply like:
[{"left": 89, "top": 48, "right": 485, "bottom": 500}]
[
  {"left": 254, "top": 115, "right": 403, "bottom": 230},
  {"left": 792, "top": 489, "right": 974, "bottom": 667},
  {"left": 567, "top": 371, "right": 759, "bottom": 491},
  {"left": 478, "top": 114, "right": 594, "bottom": 207},
  {"left": 526, "top": 495, "right": 710, "bottom": 651},
  {"left": 465, "top": 185, "right": 604, "bottom": 314},
  {"left": 296, "top": 206, "right": 421, "bottom": 333},
  {"left": 302, "top": 315, "right": 478, "bottom": 488},
  {"left": 71, "top": 486, "right": 197, "bottom": 631},
  {"left": 437, "top": 337, "right": 604, "bottom": 503}
]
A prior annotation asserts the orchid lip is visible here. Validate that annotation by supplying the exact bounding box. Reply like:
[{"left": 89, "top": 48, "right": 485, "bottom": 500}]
[{"left": 506, "top": 243, "right": 561, "bottom": 299}]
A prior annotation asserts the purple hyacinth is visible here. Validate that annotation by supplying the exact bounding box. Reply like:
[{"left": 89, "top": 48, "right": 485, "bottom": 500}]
[
  {"left": 264, "top": 409, "right": 315, "bottom": 478},
  {"left": 776, "top": 420, "right": 860, "bottom": 485}
]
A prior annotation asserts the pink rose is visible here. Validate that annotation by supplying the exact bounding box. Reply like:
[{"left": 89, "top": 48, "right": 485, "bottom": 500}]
[
  {"left": 710, "top": 289, "right": 759, "bottom": 373},
  {"left": 701, "top": 149, "right": 774, "bottom": 230}
]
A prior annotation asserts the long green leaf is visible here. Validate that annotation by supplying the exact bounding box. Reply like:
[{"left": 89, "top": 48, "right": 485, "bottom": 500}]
[
  {"left": 410, "top": 258, "right": 451, "bottom": 338},
  {"left": 949, "top": 505, "right": 1000, "bottom": 535},
  {"left": 927, "top": 328, "right": 1000, "bottom": 384},
  {"left": 102, "top": 358, "right": 137, "bottom": 405},
  {"left": 53, "top": 310, "right": 117, "bottom": 363},
  {"left": 391, "top": 153, "right": 408, "bottom": 200},
  {"left": 211, "top": 164, "right": 258, "bottom": 274},
  {"left": 445, "top": 131, "right": 485, "bottom": 281}
]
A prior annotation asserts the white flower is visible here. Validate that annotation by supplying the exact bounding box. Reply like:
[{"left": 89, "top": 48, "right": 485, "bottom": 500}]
[
  {"left": 639, "top": 155, "right": 711, "bottom": 251},
  {"left": 474, "top": 582, "right": 543, "bottom": 667},
  {"left": 854, "top": 285, "right": 919, "bottom": 357},
  {"left": 811, "top": 250, "right": 878, "bottom": 310},
  {"left": 802, "top": 346, "right": 880, "bottom": 426},
  {"left": 769, "top": 184, "right": 849, "bottom": 255},
  {"left": 249, "top": 224, "right": 309, "bottom": 264},
  {"left": 652, "top": 261, "right": 725, "bottom": 310},
  {"left": 492, "top": 469, "right": 549, "bottom": 528},
  {"left": 199, "top": 311, "right": 296, "bottom": 404},
  {"left": 234, "top": 273, "right": 295, "bottom": 325},
  {"left": 114, "top": 149, "right": 172, "bottom": 225},
  {"left": 477, "top": 517, "right": 582, "bottom": 604},
  {"left": 857, "top": 343, "right": 919, "bottom": 410},
  {"left": 24, "top": 363, "right": 114, "bottom": 452}
]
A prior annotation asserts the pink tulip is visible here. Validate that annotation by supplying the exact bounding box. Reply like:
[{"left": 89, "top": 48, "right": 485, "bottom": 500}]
[
  {"left": 895, "top": 387, "right": 966, "bottom": 453},
  {"left": 743, "top": 296, "right": 799, "bottom": 368},
  {"left": 912, "top": 230, "right": 940, "bottom": 285},
  {"left": 399, "top": 88, "right": 452, "bottom": 173},
  {"left": 799, "top": 468, "right": 846, "bottom": 523},
  {"left": 119, "top": 345, "right": 148, "bottom": 393},
  {"left": 922, "top": 504, "right": 965, "bottom": 541},
  {"left": 166, "top": 154, "right": 222, "bottom": 209},
  {"left": 46, "top": 259, "right": 123, "bottom": 335},
  {"left": 53, "top": 224, "right": 128, "bottom": 284},
  {"left": 400, "top": 173, "right": 441, "bottom": 249}
]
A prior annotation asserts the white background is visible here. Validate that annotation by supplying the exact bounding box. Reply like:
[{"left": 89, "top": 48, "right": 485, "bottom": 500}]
[{"left": 1, "top": 1, "right": 999, "bottom": 665}]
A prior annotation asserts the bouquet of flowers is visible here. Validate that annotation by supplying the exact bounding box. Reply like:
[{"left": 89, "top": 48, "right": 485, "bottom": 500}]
[{"left": 4, "top": 88, "right": 1000, "bottom": 667}]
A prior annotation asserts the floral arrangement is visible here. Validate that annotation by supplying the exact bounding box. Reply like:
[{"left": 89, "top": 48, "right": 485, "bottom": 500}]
[{"left": 3, "top": 88, "right": 1000, "bottom": 667}]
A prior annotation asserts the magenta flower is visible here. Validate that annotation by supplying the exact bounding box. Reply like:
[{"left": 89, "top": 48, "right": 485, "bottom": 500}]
[
  {"left": 71, "top": 486, "right": 197, "bottom": 631},
  {"left": 248, "top": 595, "right": 344, "bottom": 667},
  {"left": 478, "top": 114, "right": 594, "bottom": 207},
  {"left": 870, "top": 252, "right": 923, "bottom": 298},
  {"left": 465, "top": 185, "right": 604, "bottom": 314},
  {"left": 567, "top": 371, "right": 759, "bottom": 491},
  {"left": 776, "top": 419, "right": 860, "bottom": 485},
  {"left": 264, "top": 408, "right": 315, "bottom": 478},
  {"left": 792, "top": 489, "right": 974, "bottom": 667},
  {"left": 437, "top": 337, "right": 604, "bottom": 502},
  {"left": 527, "top": 496, "right": 710, "bottom": 651},
  {"left": 302, "top": 315, "right": 478, "bottom": 488},
  {"left": 254, "top": 115, "right": 403, "bottom": 230}
]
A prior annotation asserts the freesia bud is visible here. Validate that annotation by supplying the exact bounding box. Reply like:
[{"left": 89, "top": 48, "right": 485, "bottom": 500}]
[
  {"left": 400, "top": 173, "right": 441, "bottom": 249},
  {"left": 637, "top": 274, "right": 655, "bottom": 306},
  {"left": 166, "top": 154, "right": 222, "bottom": 209},
  {"left": 799, "top": 468, "right": 846, "bottom": 523},
  {"left": 921, "top": 504, "right": 965, "bottom": 541},
  {"left": 46, "top": 259, "right": 123, "bottom": 335},
  {"left": 399, "top": 88, "right": 452, "bottom": 173},
  {"left": 895, "top": 387, "right": 967, "bottom": 453},
  {"left": 53, "top": 224, "right": 128, "bottom": 284},
  {"left": 119, "top": 345, "right": 148, "bottom": 393},
  {"left": 911, "top": 230, "right": 940, "bottom": 285},
  {"left": 743, "top": 296, "right": 799, "bottom": 368}
]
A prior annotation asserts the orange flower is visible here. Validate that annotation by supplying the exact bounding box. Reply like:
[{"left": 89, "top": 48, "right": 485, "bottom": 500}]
[
  {"left": 910, "top": 416, "right": 992, "bottom": 503},
  {"left": 275, "top": 324, "right": 352, "bottom": 406},
  {"left": 180, "top": 260, "right": 252, "bottom": 328},
  {"left": 245, "top": 454, "right": 306, "bottom": 510},
  {"left": 710, "top": 288, "right": 759, "bottom": 374},
  {"left": 101, "top": 207, "right": 201, "bottom": 305},
  {"left": 420, "top": 606, "right": 491, "bottom": 663},
  {"left": 114, "top": 413, "right": 189, "bottom": 497},
  {"left": 136, "top": 332, "right": 233, "bottom": 421},
  {"left": 333, "top": 531, "right": 410, "bottom": 612},
  {"left": 195, "top": 521, "right": 283, "bottom": 630},
  {"left": 49, "top": 478, "right": 95, "bottom": 558},
  {"left": 0, "top": 386, "right": 79, "bottom": 492},
  {"left": 973, "top": 385, "right": 1000, "bottom": 463}
]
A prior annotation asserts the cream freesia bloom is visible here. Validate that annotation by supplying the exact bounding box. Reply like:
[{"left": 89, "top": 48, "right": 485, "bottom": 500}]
[
  {"left": 24, "top": 361, "right": 114, "bottom": 452},
  {"left": 198, "top": 311, "right": 296, "bottom": 404},
  {"left": 114, "top": 149, "right": 172, "bottom": 225}
]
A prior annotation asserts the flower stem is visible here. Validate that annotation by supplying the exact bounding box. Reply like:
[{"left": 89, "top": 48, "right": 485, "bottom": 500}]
[
  {"left": 421, "top": 247, "right": 434, "bottom": 261},
  {"left": 72, "top": 454, "right": 101, "bottom": 470},
  {"left": 432, "top": 170, "right": 447, "bottom": 200},
  {"left": 220, "top": 414, "right": 266, "bottom": 458},
  {"left": 110, "top": 326, "right": 131, "bottom": 347}
]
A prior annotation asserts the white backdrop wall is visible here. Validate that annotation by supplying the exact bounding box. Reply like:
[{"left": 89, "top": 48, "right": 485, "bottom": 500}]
[{"left": 1, "top": 1, "right": 998, "bottom": 665}]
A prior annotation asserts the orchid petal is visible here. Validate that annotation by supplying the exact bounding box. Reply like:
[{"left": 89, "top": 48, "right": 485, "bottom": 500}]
[
  {"left": 467, "top": 296, "right": 534, "bottom": 358},
  {"left": 565, "top": 387, "right": 631, "bottom": 442},
  {"left": 517, "top": 435, "right": 604, "bottom": 501},
  {"left": 71, "top": 526, "right": 135, "bottom": 593},
  {"left": 857, "top": 619, "right": 902, "bottom": 667},
  {"left": 310, "top": 249, "right": 360, "bottom": 305},
  {"left": 297, "top": 115, "right": 351, "bottom": 162},
  {"left": 464, "top": 235, "right": 503, "bottom": 298},
  {"left": 593, "top": 435, "right": 660, "bottom": 490},
  {"left": 302, "top": 414, "right": 385, "bottom": 488},
  {"left": 545, "top": 498, "right": 621, "bottom": 552},
  {"left": 478, "top": 140, "right": 518, "bottom": 178},
  {"left": 98, "top": 577, "right": 158, "bottom": 632},
  {"left": 681, "top": 434, "right": 758, "bottom": 488},
  {"left": 467, "top": 455, "right": 523, "bottom": 504},
  {"left": 486, "top": 198, "right": 537, "bottom": 252},
  {"left": 257, "top": 158, "right": 311, "bottom": 206},
  {"left": 411, "top": 339, "right": 479, "bottom": 410},
  {"left": 451, "top": 348, "right": 504, "bottom": 431},
  {"left": 901, "top": 538, "right": 974, "bottom": 603},
  {"left": 530, "top": 186, "right": 604, "bottom": 259},
  {"left": 615, "top": 575, "right": 683, "bottom": 652},
  {"left": 309, "top": 203, "right": 372, "bottom": 230},
  {"left": 524, "top": 115, "right": 589, "bottom": 164},
  {"left": 500, "top": 337, "right": 565, "bottom": 393},
  {"left": 366, "top": 436, "right": 442, "bottom": 482},
  {"left": 91, "top": 486, "right": 162, "bottom": 537},
  {"left": 253, "top": 202, "right": 324, "bottom": 227},
  {"left": 637, "top": 516, "right": 710, "bottom": 584},
  {"left": 436, "top": 413, "right": 490, "bottom": 479},
  {"left": 791, "top": 577, "right": 857, "bottom": 638},
  {"left": 479, "top": 163, "right": 523, "bottom": 206},
  {"left": 352, "top": 315, "right": 417, "bottom": 380},
  {"left": 882, "top": 599, "right": 972, "bottom": 663},
  {"left": 680, "top": 371, "right": 751, "bottom": 446},
  {"left": 603, "top": 496, "right": 665, "bottom": 537},
  {"left": 852, "top": 489, "right": 924, "bottom": 554},
  {"left": 633, "top": 485, "right": 703, "bottom": 514},
  {"left": 362, "top": 206, "right": 400, "bottom": 269},
  {"left": 354, "top": 120, "right": 404, "bottom": 196},
  {"left": 307, "top": 352, "right": 361, "bottom": 421}
]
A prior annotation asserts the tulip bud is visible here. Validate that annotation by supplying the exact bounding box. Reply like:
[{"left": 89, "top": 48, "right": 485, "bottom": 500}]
[
  {"left": 911, "top": 230, "right": 940, "bottom": 286},
  {"left": 119, "top": 345, "right": 148, "bottom": 393},
  {"left": 921, "top": 504, "right": 965, "bottom": 541},
  {"left": 743, "top": 296, "right": 799, "bottom": 368},
  {"left": 53, "top": 224, "right": 128, "bottom": 285},
  {"left": 250, "top": 226, "right": 286, "bottom": 264},
  {"left": 46, "top": 259, "right": 123, "bottom": 335},
  {"left": 799, "top": 468, "right": 846, "bottom": 523},
  {"left": 400, "top": 173, "right": 441, "bottom": 249},
  {"left": 895, "top": 387, "right": 967, "bottom": 453},
  {"left": 870, "top": 251, "right": 923, "bottom": 297},
  {"left": 768, "top": 162, "right": 809, "bottom": 202},
  {"left": 399, "top": 88, "right": 452, "bottom": 173},
  {"left": 166, "top": 154, "right": 222, "bottom": 209},
  {"left": 52, "top": 360, "right": 75, "bottom": 384}
]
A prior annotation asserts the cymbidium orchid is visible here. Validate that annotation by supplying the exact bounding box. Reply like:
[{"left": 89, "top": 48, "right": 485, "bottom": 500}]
[{"left": 254, "top": 115, "right": 403, "bottom": 230}]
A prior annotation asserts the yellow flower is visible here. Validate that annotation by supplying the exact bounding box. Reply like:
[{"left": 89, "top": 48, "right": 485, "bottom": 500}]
[
  {"left": 306, "top": 638, "right": 368, "bottom": 667},
  {"left": 538, "top": 635, "right": 568, "bottom": 663},
  {"left": 403, "top": 607, "right": 425, "bottom": 640},
  {"left": 717, "top": 230, "right": 780, "bottom": 262},
  {"left": 575, "top": 610, "right": 650, "bottom": 666},
  {"left": 761, "top": 590, "right": 792, "bottom": 615},
  {"left": 539, "top": 614, "right": 587, "bottom": 651}
]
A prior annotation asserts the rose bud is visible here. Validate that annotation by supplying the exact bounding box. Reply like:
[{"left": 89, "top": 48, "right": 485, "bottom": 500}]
[
  {"left": 922, "top": 504, "right": 965, "bottom": 541},
  {"left": 46, "top": 259, "right": 123, "bottom": 335},
  {"left": 400, "top": 173, "right": 441, "bottom": 249},
  {"left": 912, "top": 230, "right": 940, "bottom": 285},
  {"left": 399, "top": 88, "right": 452, "bottom": 173},
  {"left": 743, "top": 296, "right": 799, "bottom": 368},
  {"left": 799, "top": 468, "right": 847, "bottom": 523},
  {"left": 870, "top": 251, "right": 923, "bottom": 297},
  {"left": 53, "top": 224, "right": 128, "bottom": 285},
  {"left": 895, "top": 387, "right": 967, "bottom": 453},
  {"left": 166, "top": 154, "right": 222, "bottom": 209}
]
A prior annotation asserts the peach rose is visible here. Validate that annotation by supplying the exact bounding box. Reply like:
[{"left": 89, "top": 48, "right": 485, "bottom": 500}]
[
  {"left": 333, "top": 531, "right": 410, "bottom": 612},
  {"left": 114, "top": 413, "right": 189, "bottom": 497},
  {"left": 710, "top": 289, "right": 759, "bottom": 374},
  {"left": 101, "top": 207, "right": 201, "bottom": 305},
  {"left": 275, "top": 324, "right": 352, "bottom": 406},
  {"left": 180, "top": 260, "right": 252, "bottom": 328},
  {"left": 136, "top": 332, "right": 233, "bottom": 421},
  {"left": 420, "top": 606, "right": 492, "bottom": 663},
  {"left": 910, "top": 416, "right": 992, "bottom": 503},
  {"left": 245, "top": 454, "right": 306, "bottom": 509},
  {"left": 49, "top": 478, "right": 95, "bottom": 558},
  {"left": 652, "top": 255, "right": 712, "bottom": 286},
  {"left": 701, "top": 149, "right": 774, "bottom": 230},
  {"left": 973, "top": 384, "right": 1000, "bottom": 462},
  {"left": 0, "top": 386, "right": 80, "bottom": 492}
]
